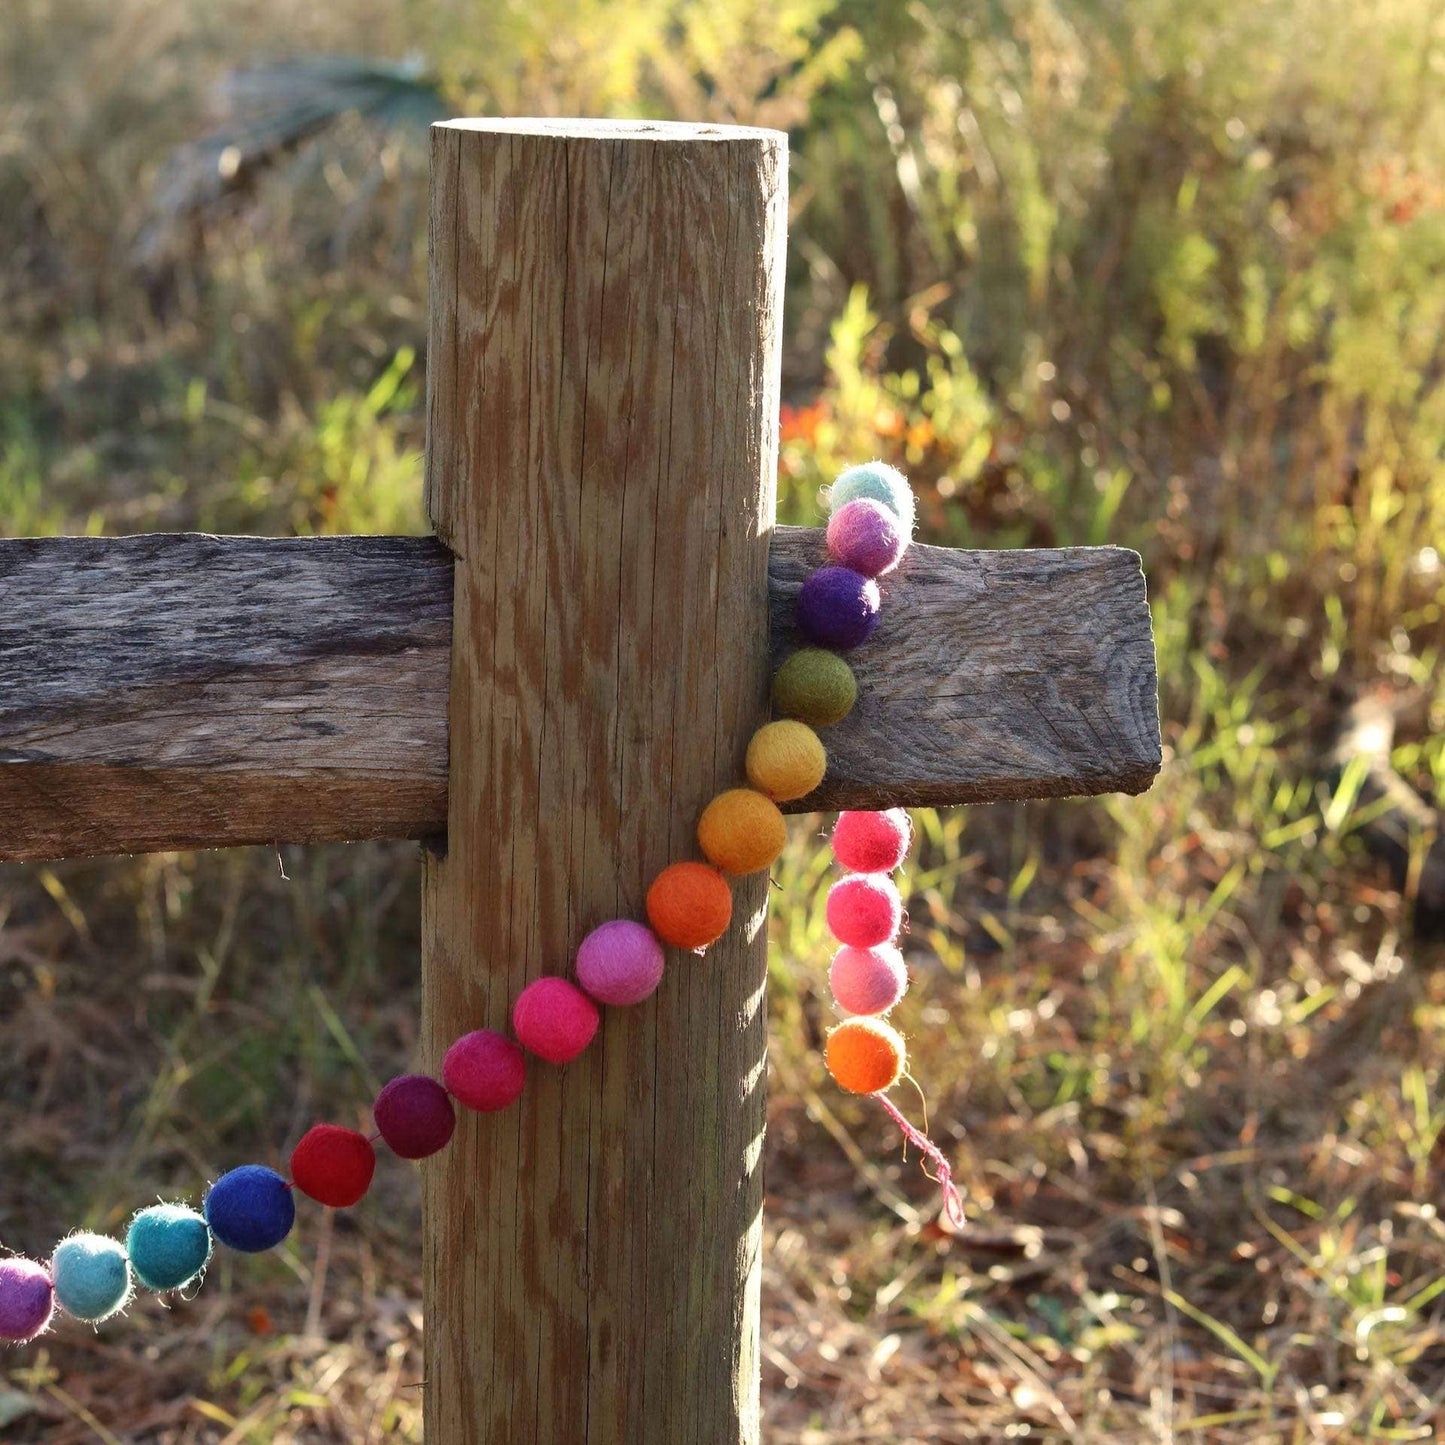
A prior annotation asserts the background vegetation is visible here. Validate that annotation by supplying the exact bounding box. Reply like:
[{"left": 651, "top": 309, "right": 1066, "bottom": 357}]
[{"left": 3, "top": 0, "right": 1445, "bottom": 1439}]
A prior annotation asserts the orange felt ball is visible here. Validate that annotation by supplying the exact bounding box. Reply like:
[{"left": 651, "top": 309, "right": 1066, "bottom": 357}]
[
  {"left": 825, "top": 1017, "right": 906, "bottom": 1095},
  {"left": 696, "top": 789, "right": 787, "bottom": 875},
  {"left": 646, "top": 862, "right": 733, "bottom": 951}
]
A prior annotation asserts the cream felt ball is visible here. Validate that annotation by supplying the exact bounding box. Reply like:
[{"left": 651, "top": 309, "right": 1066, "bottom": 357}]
[
  {"left": 444, "top": 1029, "right": 528, "bottom": 1111},
  {"left": 828, "top": 461, "right": 915, "bottom": 534},
  {"left": 745, "top": 720, "right": 826, "bottom": 802},
  {"left": 826, "top": 873, "right": 903, "bottom": 948},
  {"left": 832, "top": 808, "right": 911, "bottom": 874},
  {"left": 513, "top": 977, "right": 600, "bottom": 1064},
  {"left": 575, "top": 920, "right": 666, "bottom": 1007},
  {"left": 829, "top": 944, "right": 908, "bottom": 1016},
  {"left": 51, "top": 1233, "right": 132, "bottom": 1322}
]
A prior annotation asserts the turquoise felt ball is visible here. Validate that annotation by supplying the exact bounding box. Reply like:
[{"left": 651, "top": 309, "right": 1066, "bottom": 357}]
[
  {"left": 127, "top": 1204, "right": 213, "bottom": 1292},
  {"left": 827, "top": 461, "right": 915, "bottom": 534},
  {"left": 51, "top": 1233, "right": 132, "bottom": 1323}
]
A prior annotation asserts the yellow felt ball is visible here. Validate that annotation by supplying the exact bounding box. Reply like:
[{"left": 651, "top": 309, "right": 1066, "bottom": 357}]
[
  {"left": 745, "top": 720, "right": 826, "bottom": 802},
  {"left": 697, "top": 789, "right": 787, "bottom": 875}
]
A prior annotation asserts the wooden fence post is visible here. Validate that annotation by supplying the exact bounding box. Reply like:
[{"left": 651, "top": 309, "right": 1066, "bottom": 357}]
[{"left": 421, "top": 120, "right": 786, "bottom": 1443}]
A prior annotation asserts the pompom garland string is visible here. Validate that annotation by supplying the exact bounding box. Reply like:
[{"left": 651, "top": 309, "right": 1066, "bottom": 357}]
[{"left": 0, "top": 459, "right": 969, "bottom": 1345}]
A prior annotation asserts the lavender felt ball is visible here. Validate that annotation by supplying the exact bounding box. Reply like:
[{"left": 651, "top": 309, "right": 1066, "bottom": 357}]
[
  {"left": 0, "top": 1258, "right": 54, "bottom": 1343},
  {"left": 796, "top": 566, "right": 881, "bottom": 650},
  {"left": 827, "top": 499, "right": 907, "bottom": 577}
]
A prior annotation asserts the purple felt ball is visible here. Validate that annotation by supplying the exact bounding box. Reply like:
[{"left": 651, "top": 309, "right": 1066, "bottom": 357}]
[
  {"left": 796, "top": 567, "right": 881, "bottom": 651},
  {"left": 373, "top": 1074, "right": 456, "bottom": 1160},
  {"left": 0, "top": 1258, "right": 54, "bottom": 1343},
  {"left": 575, "top": 919, "right": 666, "bottom": 1007},
  {"left": 827, "top": 499, "right": 908, "bottom": 577}
]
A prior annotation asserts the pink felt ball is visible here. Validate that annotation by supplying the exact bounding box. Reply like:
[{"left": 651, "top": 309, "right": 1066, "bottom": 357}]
[
  {"left": 0, "top": 1258, "right": 54, "bottom": 1343},
  {"left": 575, "top": 920, "right": 666, "bottom": 1007},
  {"left": 513, "top": 977, "right": 600, "bottom": 1064},
  {"left": 373, "top": 1074, "right": 456, "bottom": 1160},
  {"left": 832, "top": 809, "right": 912, "bottom": 874},
  {"left": 826, "top": 873, "right": 903, "bottom": 948},
  {"left": 826, "top": 498, "right": 908, "bottom": 577},
  {"left": 829, "top": 944, "right": 909, "bottom": 1015},
  {"left": 443, "top": 1029, "right": 527, "bottom": 1113}
]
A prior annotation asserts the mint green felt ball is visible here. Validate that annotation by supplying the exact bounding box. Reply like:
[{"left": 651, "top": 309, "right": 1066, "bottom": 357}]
[
  {"left": 127, "top": 1204, "right": 213, "bottom": 1292},
  {"left": 828, "top": 462, "right": 915, "bottom": 534},
  {"left": 51, "top": 1233, "right": 132, "bottom": 1322}
]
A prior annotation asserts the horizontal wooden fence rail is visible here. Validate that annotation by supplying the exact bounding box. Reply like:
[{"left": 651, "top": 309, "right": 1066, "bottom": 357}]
[{"left": 0, "top": 527, "right": 1159, "bottom": 861}]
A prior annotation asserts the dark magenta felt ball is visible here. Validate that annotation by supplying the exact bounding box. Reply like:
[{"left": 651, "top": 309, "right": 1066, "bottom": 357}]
[
  {"left": 290, "top": 1124, "right": 377, "bottom": 1208},
  {"left": 373, "top": 1074, "right": 456, "bottom": 1160},
  {"left": 443, "top": 1029, "right": 527, "bottom": 1112},
  {"left": 796, "top": 566, "right": 881, "bottom": 650},
  {"left": 204, "top": 1165, "right": 296, "bottom": 1254}
]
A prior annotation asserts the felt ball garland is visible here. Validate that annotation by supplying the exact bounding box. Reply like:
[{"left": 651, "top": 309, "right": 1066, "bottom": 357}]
[{"left": 0, "top": 459, "right": 966, "bottom": 1345}]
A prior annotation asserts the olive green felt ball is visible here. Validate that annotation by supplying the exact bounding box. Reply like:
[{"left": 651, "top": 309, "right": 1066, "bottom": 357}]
[{"left": 772, "top": 648, "right": 857, "bottom": 728}]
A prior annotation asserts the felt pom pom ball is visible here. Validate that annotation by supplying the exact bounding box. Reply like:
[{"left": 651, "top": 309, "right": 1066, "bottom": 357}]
[
  {"left": 829, "top": 944, "right": 909, "bottom": 1016},
  {"left": 444, "top": 1029, "right": 528, "bottom": 1111},
  {"left": 513, "top": 977, "right": 600, "bottom": 1064},
  {"left": 826, "top": 873, "right": 902, "bottom": 948},
  {"left": 126, "top": 1205, "right": 212, "bottom": 1292},
  {"left": 697, "top": 789, "right": 787, "bottom": 875},
  {"left": 290, "top": 1124, "right": 377, "bottom": 1208},
  {"left": 373, "top": 1075, "right": 456, "bottom": 1160},
  {"left": 796, "top": 566, "right": 881, "bottom": 651},
  {"left": 826, "top": 1017, "right": 906, "bottom": 1095},
  {"left": 828, "top": 461, "right": 915, "bottom": 534},
  {"left": 745, "top": 720, "right": 826, "bottom": 802},
  {"left": 51, "top": 1234, "right": 132, "bottom": 1323},
  {"left": 575, "top": 920, "right": 666, "bottom": 1007},
  {"left": 646, "top": 862, "right": 733, "bottom": 951},
  {"left": 205, "top": 1166, "right": 296, "bottom": 1254},
  {"left": 827, "top": 498, "right": 908, "bottom": 577},
  {"left": 772, "top": 648, "right": 857, "bottom": 728},
  {"left": 0, "top": 1258, "right": 54, "bottom": 1343},
  {"left": 832, "top": 808, "right": 911, "bottom": 874}
]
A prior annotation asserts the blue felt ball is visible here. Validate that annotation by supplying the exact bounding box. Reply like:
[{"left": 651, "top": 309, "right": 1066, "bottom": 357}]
[
  {"left": 127, "top": 1204, "right": 213, "bottom": 1292},
  {"left": 51, "top": 1233, "right": 132, "bottom": 1323},
  {"left": 828, "top": 462, "right": 915, "bottom": 534},
  {"left": 204, "top": 1166, "right": 296, "bottom": 1254}
]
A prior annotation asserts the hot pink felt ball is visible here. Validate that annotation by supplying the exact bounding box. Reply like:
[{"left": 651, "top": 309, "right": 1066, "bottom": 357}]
[
  {"left": 443, "top": 1029, "right": 527, "bottom": 1113},
  {"left": 0, "top": 1258, "right": 54, "bottom": 1343},
  {"left": 373, "top": 1074, "right": 456, "bottom": 1160},
  {"left": 832, "top": 808, "right": 912, "bottom": 874},
  {"left": 826, "top": 873, "right": 903, "bottom": 948},
  {"left": 575, "top": 920, "right": 666, "bottom": 1007},
  {"left": 513, "top": 977, "right": 600, "bottom": 1064},
  {"left": 829, "top": 944, "right": 908, "bottom": 1015},
  {"left": 826, "top": 498, "right": 908, "bottom": 577}
]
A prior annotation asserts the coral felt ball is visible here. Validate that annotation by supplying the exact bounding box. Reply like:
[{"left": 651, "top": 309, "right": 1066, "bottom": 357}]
[
  {"left": 746, "top": 720, "right": 826, "bottom": 802},
  {"left": 0, "top": 1258, "right": 54, "bottom": 1343},
  {"left": 51, "top": 1234, "right": 132, "bottom": 1322},
  {"left": 513, "top": 978, "right": 600, "bottom": 1065},
  {"left": 575, "top": 920, "right": 666, "bottom": 1007},
  {"left": 126, "top": 1205, "right": 212, "bottom": 1292},
  {"left": 444, "top": 1029, "right": 528, "bottom": 1110},
  {"left": 826, "top": 1017, "right": 906, "bottom": 1095},
  {"left": 827, "top": 498, "right": 908, "bottom": 577},
  {"left": 828, "top": 461, "right": 915, "bottom": 534},
  {"left": 826, "top": 873, "right": 903, "bottom": 948},
  {"left": 829, "top": 945, "right": 909, "bottom": 1016},
  {"left": 772, "top": 648, "right": 857, "bottom": 728},
  {"left": 290, "top": 1125, "right": 377, "bottom": 1208},
  {"left": 205, "top": 1166, "right": 296, "bottom": 1254},
  {"left": 832, "top": 808, "right": 912, "bottom": 874},
  {"left": 796, "top": 566, "right": 881, "bottom": 651},
  {"left": 697, "top": 789, "right": 787, "bottom": 875},
  {"left": 373, "top": 1074, "right": 456, "bottom": 1160},
  {"left": 646, "top": 862, "right": 733, "bottom": 951}
]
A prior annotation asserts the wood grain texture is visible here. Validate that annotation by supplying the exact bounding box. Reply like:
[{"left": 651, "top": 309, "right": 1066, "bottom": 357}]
[{"left": 418, "top": 120, "right": 785, "bottom": 1444}]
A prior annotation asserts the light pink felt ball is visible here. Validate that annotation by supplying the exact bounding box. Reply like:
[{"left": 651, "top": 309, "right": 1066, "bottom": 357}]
[
  {"left": 825, "top": 873, "right": 903, "bottom": 949},
  {"left": 829, "top": 944, "right": 908, "bottom": 1016},
  {"left": 512, "top": 977, "right": 600, "bottom": 1064},
  {"left": 575, "top": 919, "right": 666, "bottom": 1006},
  {"left": 826, "top": 498, "right": 908, "bottom": 577},
  {"left": 443, "top": 1029, "right": 527, "bottom": 1112},
  {"left": 832, "top": 808, "right": 912, "bottom": 874}
]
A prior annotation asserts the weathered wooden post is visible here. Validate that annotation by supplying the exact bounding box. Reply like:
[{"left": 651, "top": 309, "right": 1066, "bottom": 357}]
[
  {"left": 420, "top": 119, "right": 784, "bottom": 1443},
  {"left": 0, "top": 119, "right": 1160, "bottom": 1445}
]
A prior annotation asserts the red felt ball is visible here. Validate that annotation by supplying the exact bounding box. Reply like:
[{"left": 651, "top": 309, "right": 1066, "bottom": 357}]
[
  {"left": 832, "top": 809, "right": 912, "bottom": 874},
  {"left": 512, "top": 977, "right": 600, "bottom": 1065},
  {"left": 290, "top": 1124, "right": 376, "bottom": 1208},
  {"left": 373, "top": 1073, "right": 456, "bottom": 1160},
  {"left": 443, "top": 1029, "right": 527, "bottom": 1112}
]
